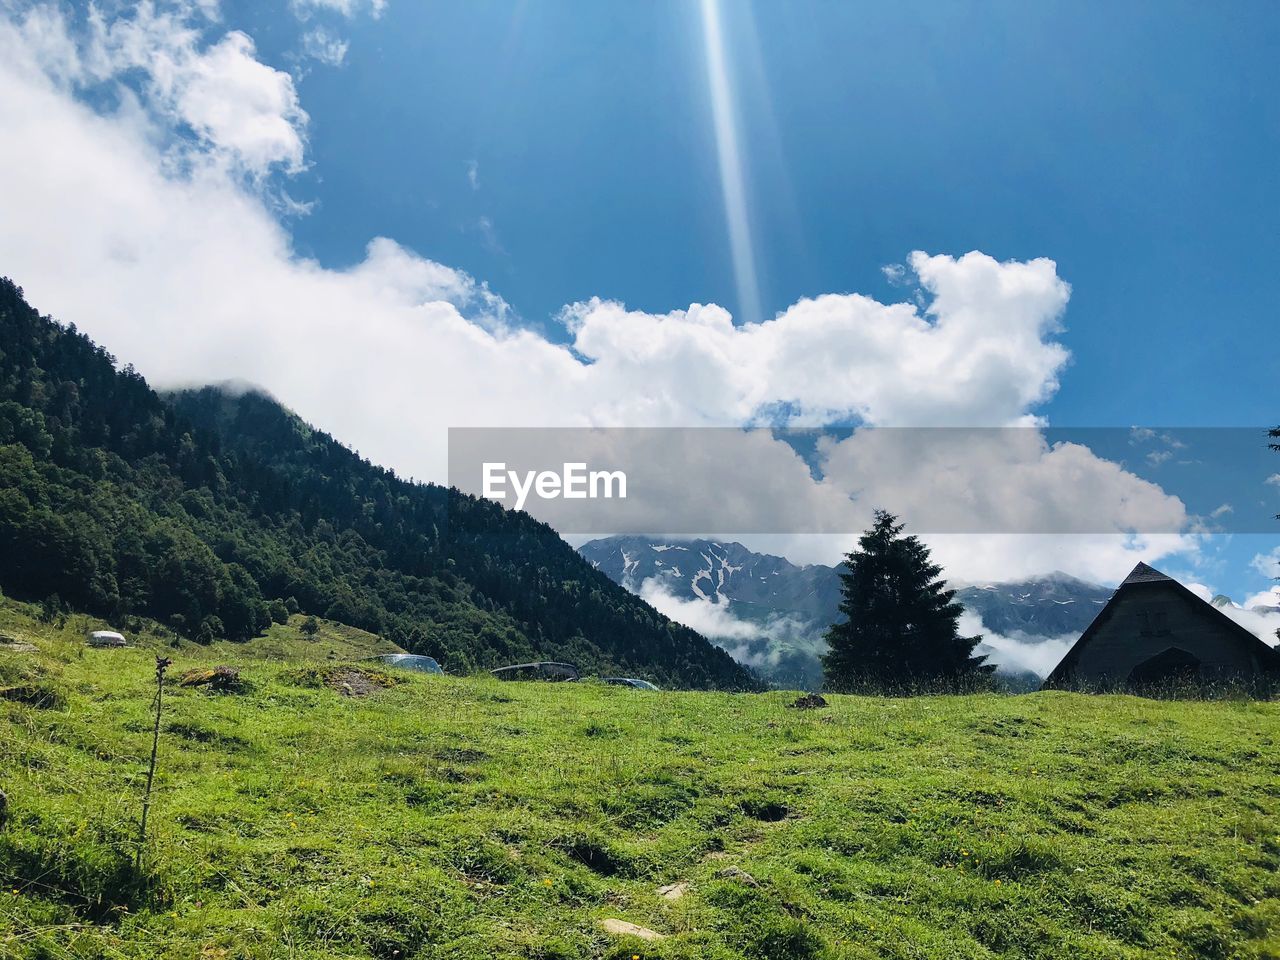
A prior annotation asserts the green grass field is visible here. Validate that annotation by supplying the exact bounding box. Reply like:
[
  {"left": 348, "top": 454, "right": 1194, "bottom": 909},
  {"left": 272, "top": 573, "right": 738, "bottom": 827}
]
[{"left": 2, "top": 596, "right": 1278, "bottom": 959}]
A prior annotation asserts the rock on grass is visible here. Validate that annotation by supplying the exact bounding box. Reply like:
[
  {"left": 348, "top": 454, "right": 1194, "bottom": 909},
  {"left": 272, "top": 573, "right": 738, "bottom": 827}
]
[
  {"left": 599, "top": 919, "right": 665, "bottom": 941},
  {"left": 178, "top": 666, "right": 244, "bottom": 693}
]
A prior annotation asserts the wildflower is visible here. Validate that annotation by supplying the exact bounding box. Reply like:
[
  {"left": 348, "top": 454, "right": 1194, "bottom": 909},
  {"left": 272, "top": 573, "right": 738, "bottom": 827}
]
[
  {"left": 543, "top": 878, "right": 553, "bottom": 887},
  {"left": 994, "top": 879, "right": 1001, "bottom": 885}
]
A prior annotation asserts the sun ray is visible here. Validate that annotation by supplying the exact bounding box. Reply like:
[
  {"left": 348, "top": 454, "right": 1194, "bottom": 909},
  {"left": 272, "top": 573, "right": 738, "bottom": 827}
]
[{"left": 699, "top": 0, "right": 762, "bottom": 326}]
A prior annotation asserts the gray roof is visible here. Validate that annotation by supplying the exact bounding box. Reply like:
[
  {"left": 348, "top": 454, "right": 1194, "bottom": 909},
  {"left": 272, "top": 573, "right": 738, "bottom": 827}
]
[{"left": 1120, "top": 561, "right": 1173, "bottom": 586}]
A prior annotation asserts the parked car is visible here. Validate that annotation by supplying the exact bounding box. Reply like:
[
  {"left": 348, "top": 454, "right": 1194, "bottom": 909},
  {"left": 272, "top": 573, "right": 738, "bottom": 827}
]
[
  {"left": 601, "top": 677, "right": 661, "bottom": 690},
  {"left": 369, "top": 654, "right": 443, "bottom": 674},
  {"left": 490, "top": 661, "right": 580, "bottom": 682}
]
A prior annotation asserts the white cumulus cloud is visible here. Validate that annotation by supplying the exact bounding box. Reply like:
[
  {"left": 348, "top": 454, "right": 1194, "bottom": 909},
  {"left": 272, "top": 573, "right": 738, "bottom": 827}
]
[
  {"left": 1251, "top": 548, "right": 1280, "bottom": 579},
  {"left": 7, "top": 1, "right": 307, "bottom": 177},
  {"left": 1243, "top": 585, "right": 1280, "bottom": 610},
  {"left": 300, "top": 26, "right": 349, "bottom": 67},
  {"left": 1217, "top": 602, "right": 1280, "bottom": 647},
  {"left": 291, "top": 0, "right": 387, "bottom": 20},
  {"left": 562, "top": 249, "right": 1068, "bottom": 429},
  {"left": 160, "top": 29, "right": 308, "bottom": 174}
]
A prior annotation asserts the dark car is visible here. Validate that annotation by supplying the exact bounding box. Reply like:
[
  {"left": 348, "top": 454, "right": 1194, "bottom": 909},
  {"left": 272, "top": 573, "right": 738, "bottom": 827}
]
[
  {"left": 601, "top": 677, "right": 661, "bottom": 691},
  {"left": 369, "top": 653, "right": 443, "bottom": 674},
  {"left": 490, "top": 661, "right": 580, "bottom": 682}
]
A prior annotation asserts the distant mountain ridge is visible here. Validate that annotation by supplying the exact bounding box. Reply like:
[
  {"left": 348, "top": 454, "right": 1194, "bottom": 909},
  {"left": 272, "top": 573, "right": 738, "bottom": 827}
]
[
  {"left": 954, "top": 572, "right": 1113, "bottom": 636},
  {"left": 579, "top": 536, "right": 843, "bottom": 623},
  {"left": 579, "top": 536, "right": 1124, "bottom": 685},
  {"left": 579, "top": 536, "right": 1114, "bottom": 632},
  {"left": 577, "top": 537, "right": 841, "bottom": 687},
  {"left": 581, "top": 536, "right": 1280, "bottom": 687}
]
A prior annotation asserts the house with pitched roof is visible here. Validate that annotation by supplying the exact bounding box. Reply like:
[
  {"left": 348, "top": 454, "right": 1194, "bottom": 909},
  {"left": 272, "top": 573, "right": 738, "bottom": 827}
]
[{"left": 1043, "top": 562, "right": 1280, "bottom": 691}]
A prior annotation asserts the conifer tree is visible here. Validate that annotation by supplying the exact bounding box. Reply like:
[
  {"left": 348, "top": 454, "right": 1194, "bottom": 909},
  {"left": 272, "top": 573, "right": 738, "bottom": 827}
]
[{"left": 822, "top": 511, "right": 992, "bottom": 692}]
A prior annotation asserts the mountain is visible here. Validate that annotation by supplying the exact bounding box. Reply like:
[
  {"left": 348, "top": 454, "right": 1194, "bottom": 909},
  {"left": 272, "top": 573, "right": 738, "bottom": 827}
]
[
  {"left": 0, "top": 278, "right": 753, "bottom": 689},
  {"left": 954, "top": 572, "right": 1114, "bottom": 635},
  {"left": 578, "top": 536, "right": 843, "bottom": 623},
  {"left": 1214, "top": 595, "right": 1280, "bottom": 616},
  {"left": 579, "top": 536, "right": 1119, "bottom": 685},
  {"left": 577, "top": 537, "right": 841, "bottom": 688}
]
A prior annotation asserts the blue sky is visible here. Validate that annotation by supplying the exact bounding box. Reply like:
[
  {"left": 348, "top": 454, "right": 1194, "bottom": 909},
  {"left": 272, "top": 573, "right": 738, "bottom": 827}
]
[
  {"left": 0, "top": 0, "right": 1276, "bottom": 607},
  {"left": 222, "top": 0, "right": 1280, "bottom": 426}
]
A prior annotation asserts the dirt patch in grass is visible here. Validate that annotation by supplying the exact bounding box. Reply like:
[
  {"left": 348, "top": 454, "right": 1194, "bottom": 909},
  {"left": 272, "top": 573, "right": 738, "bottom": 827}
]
[
  {"left": 283, "top": 664, "right": 399, "bottom": 697},
  {"left": 327, "top": 668, "right": 395, "bottom": 697}
]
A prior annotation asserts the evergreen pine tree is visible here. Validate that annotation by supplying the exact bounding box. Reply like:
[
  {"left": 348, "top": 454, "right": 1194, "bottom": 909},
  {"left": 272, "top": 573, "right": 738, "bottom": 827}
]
[{"left": 822, "top": 510, "right": 992, "bottom": 692}]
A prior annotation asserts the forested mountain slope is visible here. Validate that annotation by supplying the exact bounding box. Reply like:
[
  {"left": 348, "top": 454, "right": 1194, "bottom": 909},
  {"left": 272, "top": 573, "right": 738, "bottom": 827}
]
[{"left": 0, "top": 278, "right": 752, "bottom": 688}]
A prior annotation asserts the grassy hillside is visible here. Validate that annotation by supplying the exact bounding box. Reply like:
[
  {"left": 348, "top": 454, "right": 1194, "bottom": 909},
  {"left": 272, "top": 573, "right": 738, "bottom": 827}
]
[{"left": 2, "top": 598, "right": 1278, "bottom": 959}]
